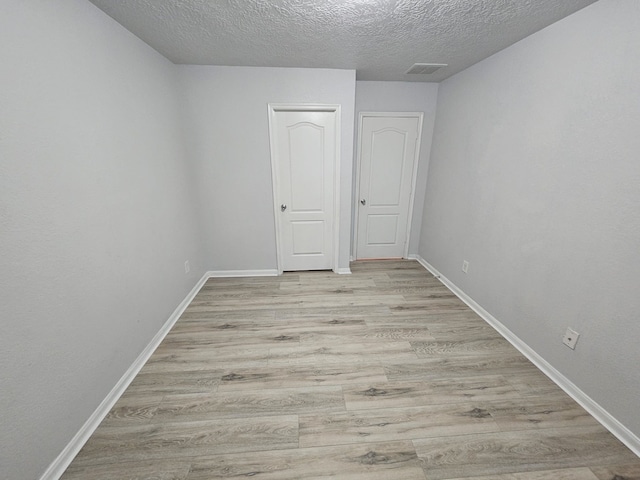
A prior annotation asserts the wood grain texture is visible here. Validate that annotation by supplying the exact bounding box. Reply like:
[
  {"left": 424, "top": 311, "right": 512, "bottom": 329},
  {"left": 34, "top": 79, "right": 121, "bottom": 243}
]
[
  {"left": 185, "top": 441, "right": 426, "bottom": 480},
  {"left": 445, "top": 468, "right": 599, "bottom": 480},
  {"left": 153, "top": 385, "right": 346, "bottom": 420},
  {"left": 125, "top": 370, "right": 221, "bottom": 396},
  {"left": 505, "top": 371, "right": 569, "bottom": 397},
  {"left": 267, "top": 341, "right": 418, "bottom": 366},
  {"left": 384, "top": 353, "right": 540, "bottom": 381},
  {"left": 60, "top": 260, "right": 638, "bottom": 479},
  {"left": 484, "top": 395, "right": 599, "bottom": 431},
  {"left": 591, "top": 463, "right": 640, "bottom": 479},
  {"left": 410, "top": 337, "right": 515, "bottom": 357},
  {"left": 70, "top": 415, "right": 298, "bottom": 467},
  {"left": 299, "top": 403, "right": 501, "bottom": 447},
  {"left": 100, "top": 394, "right": 163, "bottom": 426},
  {"left": 216, "top": 364, "right": 387, "bottom": 391},
  {"left": 61, "top": 459, "right": 191, "bottom": 480},
  {"left": 342, "top": 375, "right": 518, "bottom": 410},
  {"left": 415, "top": 426, "right": 639, "bottom": 479}
]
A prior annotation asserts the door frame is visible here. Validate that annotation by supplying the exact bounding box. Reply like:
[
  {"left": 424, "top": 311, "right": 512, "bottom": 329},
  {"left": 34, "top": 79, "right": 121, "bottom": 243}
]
[
  {"left": 353, "top": 111, "right": 424, "bottom": 260},
  {"left": 268, "top": 103, "right": 342, "bottom": 275}
]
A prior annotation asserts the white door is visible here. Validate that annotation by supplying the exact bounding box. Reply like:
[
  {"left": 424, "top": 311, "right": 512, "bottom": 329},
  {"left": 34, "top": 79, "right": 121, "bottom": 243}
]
[
  {"left": 269, "top": 106, "right": 338, "bottom": 272},
  {"left": 356, "top": 113, "right": 422, "bottom": 259}
]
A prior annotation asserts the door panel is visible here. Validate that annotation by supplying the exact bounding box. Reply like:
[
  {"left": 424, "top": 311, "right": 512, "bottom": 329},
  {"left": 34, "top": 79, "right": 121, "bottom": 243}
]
[
  {"left": 270, "top": 109, "right": 336, "bottom": 271},
  {"left": 290, "top": 123, "right": 325, "bottom": 212},
  {"left": 357, "top": 115, "right": 421, "bottom": 259},
  {"left": 369, "top": 129, "right": 406, "bottom": 206},
  {"left": 291, "top": 221, "right": 325, "bottom": 254},
  {"left": 367, "top": 214, "right": 399, "bottom": 245}
]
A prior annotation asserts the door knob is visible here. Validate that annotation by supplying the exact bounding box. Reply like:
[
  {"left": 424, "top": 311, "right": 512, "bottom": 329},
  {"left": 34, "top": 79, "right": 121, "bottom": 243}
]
[
  {"left": 360, "top": 199, "right": 366, "bottom": 205},
  {"left": 281, "top": 204, "right": 287, "bottom": 212}
]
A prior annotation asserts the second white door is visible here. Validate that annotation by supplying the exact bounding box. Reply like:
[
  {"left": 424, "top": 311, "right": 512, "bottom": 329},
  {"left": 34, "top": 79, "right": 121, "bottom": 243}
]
[{"left": 356, "top": 113, "right": 422, "bottom": 259}]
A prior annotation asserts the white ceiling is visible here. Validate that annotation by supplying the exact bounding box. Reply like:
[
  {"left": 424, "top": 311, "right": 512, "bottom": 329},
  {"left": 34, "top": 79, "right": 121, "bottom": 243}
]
[{"left": 88, "top": 0, "right": 597, "bottom": 82}]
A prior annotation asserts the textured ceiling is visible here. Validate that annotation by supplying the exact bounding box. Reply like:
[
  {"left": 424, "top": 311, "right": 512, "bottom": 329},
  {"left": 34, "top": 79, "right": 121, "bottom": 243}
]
[{"left": 88, "top": 0, "right": 597, "bottom": 82}]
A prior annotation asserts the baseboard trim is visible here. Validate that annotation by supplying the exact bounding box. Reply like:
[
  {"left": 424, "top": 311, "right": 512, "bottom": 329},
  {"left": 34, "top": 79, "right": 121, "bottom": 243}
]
[
  {"left": 336, "top": 267, "right": 352, "bottom": 275},
  {"left": 410, "top": 254, "right": 640, "bottom": 457},
  {"left": 39, "top": 272, "right": 210, "bottom": 480},
  {"left": 208, "top": 269, "right": 279, "bottom": 278}
]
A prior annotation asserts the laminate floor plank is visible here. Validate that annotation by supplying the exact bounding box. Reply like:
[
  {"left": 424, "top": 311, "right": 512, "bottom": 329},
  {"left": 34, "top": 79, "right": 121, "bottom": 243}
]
[
  {"left": 445, "top": 468, "right": 599, "bottom": 480},
  {"left": 362, "top": 311, "right": 487, "bottom": 328},
  {"left": 298, "top": 403, "right": 501, "bottom": 448},
  {"left": 387, "top": 303, "right": 471, "bottom": 315},
  {"left": 68, "top": 415, "right": 298, "bottom": 468},
  {"left": 414, "top": 425, "right": 639, "bottom": 479},
  {"left": 99, "top": 394, "right": 164, "bottom": 426},
  {"left": 156, "top": 331, "right": 301, "bottom": 348},
  {"left": 216, "top": 364, "right": 387, "bottom": 391},
  {"left": 423, "top": 320, "right": 503, "bottom": 341},
  {"left": 152, "top": 385, "right": 346, "bottom": 421},
  {"left": 411, "top": 337, "right": 515, "bottom": 357},
  {"left": 267, "top": 341, "right": 418, "bottom": 366},
  {"left": 342, "top": 375, "right": 518, "bottom": 410},
  {"left": 504, "top": 371, "right": 569, "bottom": 397},
  {"left": 124, "top": 369, "right": 222, "bottom": 396},
  {"left": 591, "top": 463, "right": 640, "bottom": 479},
  {"left": 171, "top": 316, "right": 366, "bottom": 337},
  {"left": 61, "top": 459, "right": 192, "bottom": 480},
  {"left": 278, "top": 279, "right": 379, "bottom": 291},
  {"left": 384, "top": 354, "right": 540, "bottom": 381},
  {"left": 275, "top": 305, "right": 392, "bottom": 319},
  {"left": 60, "top": 259, "right": 638, "bottom": 479},
  {"left": 184, "top": 294, "right": 407, "bottom": 312},
  {"left": 299, "top": 326, "right": 435, "bottom": 344},
  {"left": 139, "top": 358, "right": 268, "bottom": 374},
  {"left": 184, "top": 441, "right": 426, "bottom": 480},
  {"left": 481, "top": 395, "right": 600, "bottom": 431}
]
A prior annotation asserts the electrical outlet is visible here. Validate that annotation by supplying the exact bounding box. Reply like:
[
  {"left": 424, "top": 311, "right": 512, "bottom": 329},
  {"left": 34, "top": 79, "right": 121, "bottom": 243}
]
[
  {"left": 462, "top": 260, "right": 469, "bottom": 273},
  {"left": 562, "top": 327, "right": 580, "bottom": 350},
  {"left": 184, "top": 260, "right": 190, "bottom": 274}
]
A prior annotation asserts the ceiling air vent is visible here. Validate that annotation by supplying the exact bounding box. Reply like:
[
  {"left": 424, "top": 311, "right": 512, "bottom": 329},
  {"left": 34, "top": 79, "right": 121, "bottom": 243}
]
[{"left": 406, "top": 63, "right": 448, "bottom": 75}]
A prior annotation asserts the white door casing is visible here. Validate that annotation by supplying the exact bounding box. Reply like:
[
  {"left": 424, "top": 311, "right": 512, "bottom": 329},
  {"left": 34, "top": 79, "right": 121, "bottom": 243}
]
[
  {"left": 355, "top": 113, "right": 423, "bottom": 259},
  {"left": 268, "top": 104, "right": 341, "bottom": 273}
]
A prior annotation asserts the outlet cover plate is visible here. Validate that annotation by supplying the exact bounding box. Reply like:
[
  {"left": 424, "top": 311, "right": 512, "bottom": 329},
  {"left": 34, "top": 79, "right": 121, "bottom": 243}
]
[
  {"left": 462, "top": 260, "right": 469, "bottom": 273},
  {"left": 562, "top": 327, "right": 580, "bottom": 350}
]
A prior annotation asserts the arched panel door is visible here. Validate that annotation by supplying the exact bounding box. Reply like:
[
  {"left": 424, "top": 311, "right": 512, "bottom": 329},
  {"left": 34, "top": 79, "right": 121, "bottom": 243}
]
[
  {"left": 356, "top": 114, "right": 422, "bottom": 259},
  {"left": 269, "top": 107, "right": 338, "bottom": 272}
]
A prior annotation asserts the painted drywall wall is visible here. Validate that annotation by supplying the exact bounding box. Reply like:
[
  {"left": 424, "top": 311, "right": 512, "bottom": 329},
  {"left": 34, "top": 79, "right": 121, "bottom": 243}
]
[
  {"left": 179, "top": 66, "right": 356, "bottom": 272},
  {"left": 354, "top": 81, "right": 439, "bottom": 257},
  {"left": 420, "top": 0, "right": 640, "bottom": 437},
  {"left": 0, "top": 1, "right": 205, "bottom": 479}
]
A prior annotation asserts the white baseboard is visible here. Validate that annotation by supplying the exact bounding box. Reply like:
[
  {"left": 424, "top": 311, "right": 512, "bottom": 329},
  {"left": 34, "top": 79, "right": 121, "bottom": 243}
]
[
  {"left": 336, "top": 267, "right": 352, "bottom": 275},
  {"left": 39, "top": 272, "right": 210, "bottom": 480},
  {"left": 410, "top": 254, "right": 640, "bottom": 457},
  {"left": 208, "top": 269, "right": 279, "bottom": 278}
]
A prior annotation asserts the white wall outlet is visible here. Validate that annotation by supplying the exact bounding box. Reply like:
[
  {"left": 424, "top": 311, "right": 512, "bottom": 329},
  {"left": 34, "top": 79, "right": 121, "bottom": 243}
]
[
  {"left": 462, "top": 260, "right": 469, "bottom": 273},
  {"left": 562, "top": 327, "right": 580, "bottom": 350},
  {"left": 184, "top": 260, "right": 190, "bottom": 274}
]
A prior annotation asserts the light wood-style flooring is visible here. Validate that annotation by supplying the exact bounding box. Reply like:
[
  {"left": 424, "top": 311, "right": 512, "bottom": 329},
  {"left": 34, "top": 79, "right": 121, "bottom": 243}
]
[{"left": 61, "top": 260, "right": 640, "bottom": 479}]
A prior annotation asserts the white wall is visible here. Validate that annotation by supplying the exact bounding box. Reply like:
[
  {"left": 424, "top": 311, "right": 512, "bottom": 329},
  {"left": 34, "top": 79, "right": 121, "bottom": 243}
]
[
  {"left": 179, "top": 66, "right": 356, "bottom": 272},
  {"left": 420, "top": 0, "right": 640, "bottom": 438},
  {"left": 0, "top": 2, "right": 205, "bottom": 479},
  {"left": 354, "top": 81, "right": 439, "bottom": 256}
]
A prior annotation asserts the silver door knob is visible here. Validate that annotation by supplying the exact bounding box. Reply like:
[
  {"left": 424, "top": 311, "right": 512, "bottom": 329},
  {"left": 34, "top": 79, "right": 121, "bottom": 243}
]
[
  {"left": 281, "top": 204, "right": 287, "bottom": 211},
  {"left": 360, "top": 199, "right": 366, "bottom": 205}
]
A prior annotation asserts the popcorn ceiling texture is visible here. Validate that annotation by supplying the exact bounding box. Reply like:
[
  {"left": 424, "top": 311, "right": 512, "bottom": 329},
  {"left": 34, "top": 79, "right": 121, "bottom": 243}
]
[{"left": 88, "top": 0, "right": 596, "bottom": 81}]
